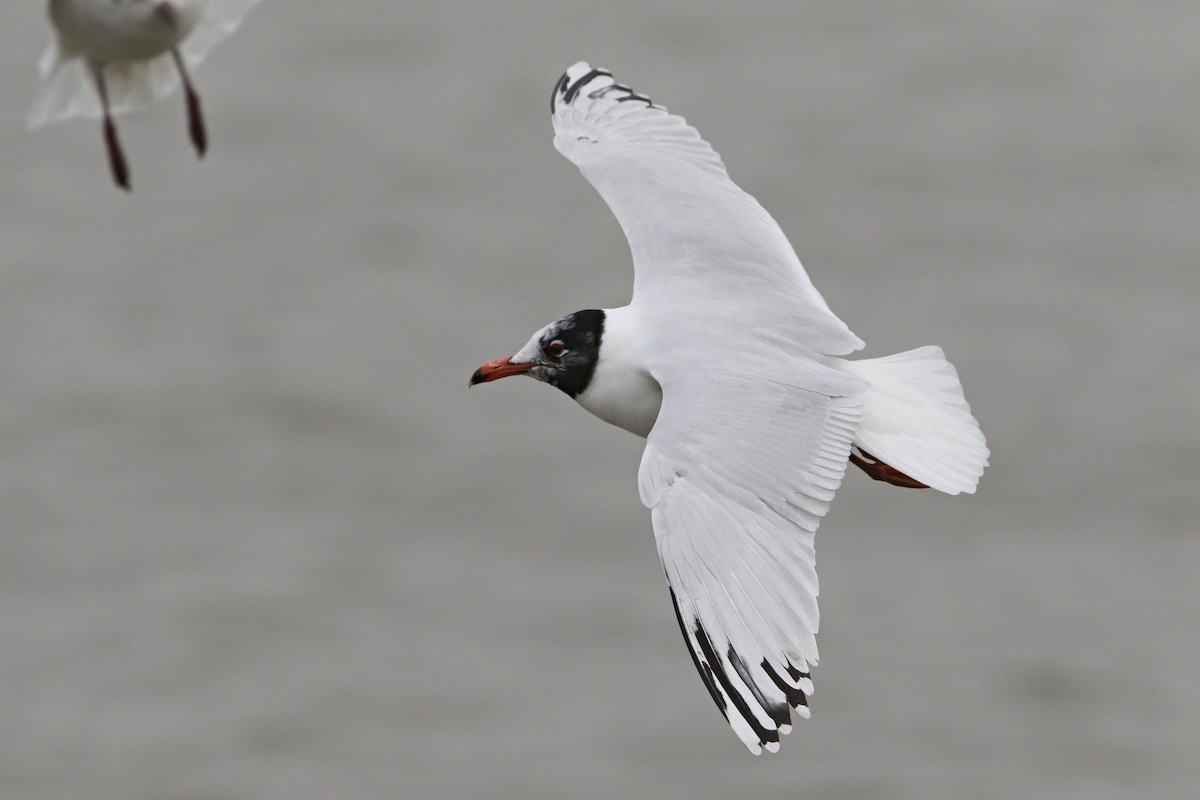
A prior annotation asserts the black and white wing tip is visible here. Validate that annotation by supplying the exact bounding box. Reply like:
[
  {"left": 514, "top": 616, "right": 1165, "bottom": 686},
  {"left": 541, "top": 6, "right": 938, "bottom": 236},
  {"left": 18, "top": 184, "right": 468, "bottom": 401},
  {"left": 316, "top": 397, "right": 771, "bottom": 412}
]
[
  {"left": 549, "top": 61, "right": 725, "bottom": 178},
  {"left": 668, "top": 587, "right": 816, "bottom": 756},
  {"left": 551, "top": 61, "right": 659, "bottom": 115}
]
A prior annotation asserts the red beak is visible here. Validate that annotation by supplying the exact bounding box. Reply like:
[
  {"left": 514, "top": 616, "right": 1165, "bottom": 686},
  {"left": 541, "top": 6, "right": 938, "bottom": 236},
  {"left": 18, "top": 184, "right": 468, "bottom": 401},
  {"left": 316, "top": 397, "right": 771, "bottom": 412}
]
[{"left": 469, "top": 356, "right": 535, "bottom": 386}]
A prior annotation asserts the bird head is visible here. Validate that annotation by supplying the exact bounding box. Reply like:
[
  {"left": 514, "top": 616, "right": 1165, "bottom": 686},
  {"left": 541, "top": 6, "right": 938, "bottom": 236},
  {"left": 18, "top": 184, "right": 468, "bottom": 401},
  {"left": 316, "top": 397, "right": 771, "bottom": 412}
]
[{"left": 470, "top": 309, "right": 605, "bottom": 398}]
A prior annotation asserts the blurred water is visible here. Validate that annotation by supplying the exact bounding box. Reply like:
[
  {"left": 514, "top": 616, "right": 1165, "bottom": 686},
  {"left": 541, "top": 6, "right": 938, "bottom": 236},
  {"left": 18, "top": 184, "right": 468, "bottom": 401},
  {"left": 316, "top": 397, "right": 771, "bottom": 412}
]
[{"left": 1, "top": 2, "right": 1197, "bottom": 799}]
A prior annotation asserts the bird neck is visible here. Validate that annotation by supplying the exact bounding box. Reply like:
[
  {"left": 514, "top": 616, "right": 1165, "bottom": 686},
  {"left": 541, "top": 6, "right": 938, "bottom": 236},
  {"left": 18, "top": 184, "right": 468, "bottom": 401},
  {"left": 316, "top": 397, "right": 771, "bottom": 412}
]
[{"left": 574, "top": 307, "right": 662, "bottom": 438}]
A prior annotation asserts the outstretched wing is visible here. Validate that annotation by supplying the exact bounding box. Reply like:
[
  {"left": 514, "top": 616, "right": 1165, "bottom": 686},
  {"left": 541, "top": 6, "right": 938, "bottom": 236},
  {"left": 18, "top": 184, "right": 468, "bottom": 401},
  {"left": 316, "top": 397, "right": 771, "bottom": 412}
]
[
  {"left": 178, "top": 0, "right": 264, "bottom": 69},
  {"left": 551, "top": 62, "right": 863, "bottom": 357},
  {"left": 639, "top": 358, "right": 866, "bottom": 754}
]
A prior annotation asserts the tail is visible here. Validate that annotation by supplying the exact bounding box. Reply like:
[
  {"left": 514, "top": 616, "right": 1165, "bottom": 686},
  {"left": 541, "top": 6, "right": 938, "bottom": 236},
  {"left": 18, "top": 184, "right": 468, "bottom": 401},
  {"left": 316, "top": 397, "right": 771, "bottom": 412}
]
[
  {"left": 28, "top": 44, "right": 184, "bottom": 129},
  {"left": 841, "top": 346, "right": 989, "bottom": 495}
]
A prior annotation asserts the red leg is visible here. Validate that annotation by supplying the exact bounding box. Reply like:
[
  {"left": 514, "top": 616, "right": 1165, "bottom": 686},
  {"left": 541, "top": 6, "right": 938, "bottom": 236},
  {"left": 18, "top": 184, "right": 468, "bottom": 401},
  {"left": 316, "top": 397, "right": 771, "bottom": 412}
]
[
  {"left": 92, "top": 63, "right": 130, "bottom": 190},
  {"left": 849, "top": 448, "right": 929, "bottom": 489},
  {"left": 172, "top": 48, "right": 206, "bottom": 157}
]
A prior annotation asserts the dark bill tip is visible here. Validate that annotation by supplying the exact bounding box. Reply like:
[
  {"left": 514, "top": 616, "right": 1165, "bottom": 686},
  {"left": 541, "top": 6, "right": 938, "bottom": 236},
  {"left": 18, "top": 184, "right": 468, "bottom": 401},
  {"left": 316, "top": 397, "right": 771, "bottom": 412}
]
[{"left": 469, "top": 356, "right": 533, "bottom": 387}]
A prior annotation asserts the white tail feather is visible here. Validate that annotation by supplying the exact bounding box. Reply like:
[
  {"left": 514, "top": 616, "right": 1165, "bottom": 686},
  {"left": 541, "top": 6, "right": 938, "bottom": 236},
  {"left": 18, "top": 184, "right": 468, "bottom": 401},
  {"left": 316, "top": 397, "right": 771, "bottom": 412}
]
[
  {"left": 29, "top": 51, "right": 184, "bottom": 128},
  {"left": 842, "top": 346, "right": 989, "bottom": 495}
]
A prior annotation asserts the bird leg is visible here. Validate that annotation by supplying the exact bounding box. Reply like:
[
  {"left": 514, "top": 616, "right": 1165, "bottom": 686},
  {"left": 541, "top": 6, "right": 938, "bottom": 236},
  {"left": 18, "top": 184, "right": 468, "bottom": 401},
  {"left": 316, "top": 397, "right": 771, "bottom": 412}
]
[
  {"left": 849, "top": 447, "right": 929, "bottom": 489},
  {"left": 92, "top": 63, "right": 130, "bottom": 191},
  {"left": 172, "top": 47, "right": 207, "bottom": 157}
]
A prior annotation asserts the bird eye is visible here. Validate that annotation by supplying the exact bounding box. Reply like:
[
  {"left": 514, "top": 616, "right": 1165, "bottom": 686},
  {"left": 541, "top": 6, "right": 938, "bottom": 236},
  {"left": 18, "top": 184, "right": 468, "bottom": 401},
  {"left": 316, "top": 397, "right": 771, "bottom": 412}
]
[{"left": 546, "top": 340, "right": 567, "bottom": 358}]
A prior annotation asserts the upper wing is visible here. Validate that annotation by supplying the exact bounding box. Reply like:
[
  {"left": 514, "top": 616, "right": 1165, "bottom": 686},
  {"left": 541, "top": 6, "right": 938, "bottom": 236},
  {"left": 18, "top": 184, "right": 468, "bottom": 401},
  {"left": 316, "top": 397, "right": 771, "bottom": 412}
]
[
  {"left": 551, "top": 62, "right": 863, "bottom": 357},
  {"left": 638, "top": 359, "right": 866, "bottom": 754},
  {"left": 179, "top": 0, "right": 264, "bottom": 69}
]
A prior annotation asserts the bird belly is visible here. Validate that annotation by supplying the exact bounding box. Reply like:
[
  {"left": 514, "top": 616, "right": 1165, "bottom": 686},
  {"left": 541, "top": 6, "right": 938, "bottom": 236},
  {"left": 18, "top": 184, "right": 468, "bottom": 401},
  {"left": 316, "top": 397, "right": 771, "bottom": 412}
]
[{"left": 51, "top": 0, "right": 199, "bottom": 62}]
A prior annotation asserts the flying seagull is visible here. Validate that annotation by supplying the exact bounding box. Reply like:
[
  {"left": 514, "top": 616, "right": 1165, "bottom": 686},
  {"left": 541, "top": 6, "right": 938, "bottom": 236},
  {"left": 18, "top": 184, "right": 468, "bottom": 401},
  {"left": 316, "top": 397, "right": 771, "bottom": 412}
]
[
  {"left": 28, "top": 0, "right": 262, "bottom": 190},
  {"left": 471, "top": 62, "right": 989, "bottom": 755}
]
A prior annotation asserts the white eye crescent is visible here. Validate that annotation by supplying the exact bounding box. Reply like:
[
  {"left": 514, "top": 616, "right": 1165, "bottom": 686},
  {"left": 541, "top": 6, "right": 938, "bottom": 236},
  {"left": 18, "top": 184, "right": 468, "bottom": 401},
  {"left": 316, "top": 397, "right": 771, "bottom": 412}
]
[{"left": 546, "top": 340, "right": 567, "bottom": 358}]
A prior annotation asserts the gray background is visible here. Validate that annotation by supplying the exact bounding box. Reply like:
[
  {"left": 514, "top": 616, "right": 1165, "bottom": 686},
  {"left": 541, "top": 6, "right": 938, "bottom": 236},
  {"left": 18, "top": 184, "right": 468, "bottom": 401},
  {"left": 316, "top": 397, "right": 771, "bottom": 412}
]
[{"left": 1, "top": 2, "right": 1197, "bottom": 798}]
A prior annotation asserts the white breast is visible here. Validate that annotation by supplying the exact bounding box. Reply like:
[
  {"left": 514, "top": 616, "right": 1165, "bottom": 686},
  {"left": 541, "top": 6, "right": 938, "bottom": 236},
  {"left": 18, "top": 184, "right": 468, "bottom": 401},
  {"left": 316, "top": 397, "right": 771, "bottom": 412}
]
[
  {"left": 574, "top": 306, "right": 662, "bottom": 438},
  {"left": 51, "top": 0, "right": 200, "bottom": 62}
]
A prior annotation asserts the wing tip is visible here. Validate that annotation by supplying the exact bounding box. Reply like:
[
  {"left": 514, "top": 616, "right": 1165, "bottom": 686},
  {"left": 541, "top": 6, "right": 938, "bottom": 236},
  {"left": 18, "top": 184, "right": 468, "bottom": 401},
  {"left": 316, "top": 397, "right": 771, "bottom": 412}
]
[
  {"left": 669, "top": 586, "right": 817, "bottom": 755},
  {"left": 552, "top": 62, "right": 605, "bottom": 114},
  {"left": 551, "top": 61, "right": 658, "bottom": 115}
]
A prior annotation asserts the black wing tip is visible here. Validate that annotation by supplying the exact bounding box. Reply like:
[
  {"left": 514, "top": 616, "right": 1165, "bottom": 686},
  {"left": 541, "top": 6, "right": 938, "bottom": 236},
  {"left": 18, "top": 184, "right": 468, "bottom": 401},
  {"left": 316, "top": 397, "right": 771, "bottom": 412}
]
[
  {"left": 549, "top": 71, "right": 570, "bottom": 113},
  {"left": 668, "top": 587, "right": 729, "bottom": 719},
  {"left": 676, "top": 597, "right": 782, "bottom": 750},
  {"left": 552, "top": 65, "right": 612, "bottom": 113},
  {"left": 762, "top": 659, "right": 810, "bottom": 710},
  {"left": 551, "top": 63, "right": 659, "bottom": 114},
  {"left": 730, "top": 646, "right": 790, "bottom": 731},
  {"left": 563, "top": 67, "right": 611, "bottom": 106},
  {"left": 666, "top": 586, "right": 820, "bottom": 754}
]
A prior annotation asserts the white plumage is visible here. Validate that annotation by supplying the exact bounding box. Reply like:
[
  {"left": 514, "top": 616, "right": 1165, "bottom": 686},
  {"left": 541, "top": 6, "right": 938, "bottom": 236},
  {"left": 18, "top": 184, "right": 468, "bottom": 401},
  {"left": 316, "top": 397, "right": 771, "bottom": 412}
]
[{"left": 474, "top": 62, "right": 989, "bottom": 754}]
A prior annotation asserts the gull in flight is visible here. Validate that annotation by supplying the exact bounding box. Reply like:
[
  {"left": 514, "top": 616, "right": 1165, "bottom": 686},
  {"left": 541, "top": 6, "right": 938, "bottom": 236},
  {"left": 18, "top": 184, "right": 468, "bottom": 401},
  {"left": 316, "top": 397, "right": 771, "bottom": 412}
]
[
  {"left": 471, "top": 62, "right": 989, "bottom": 754},
  {"left": 28, "top": 0, "right": 262, "bottom": 190}
]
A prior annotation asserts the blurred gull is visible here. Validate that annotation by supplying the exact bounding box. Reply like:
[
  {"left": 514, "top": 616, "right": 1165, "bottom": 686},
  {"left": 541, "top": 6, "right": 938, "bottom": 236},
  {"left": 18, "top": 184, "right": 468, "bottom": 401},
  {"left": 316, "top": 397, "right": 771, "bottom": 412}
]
[
  {"left": 28, "top": 0, "right": 262, "bottom": 190},
  {"left": 472, "top": 63, "right": 989, "bottom": 754}
]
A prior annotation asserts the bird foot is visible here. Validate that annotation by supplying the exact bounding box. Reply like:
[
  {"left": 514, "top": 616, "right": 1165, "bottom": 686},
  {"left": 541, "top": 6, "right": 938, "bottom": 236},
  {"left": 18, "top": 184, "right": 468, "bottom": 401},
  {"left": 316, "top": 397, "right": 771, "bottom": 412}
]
[
  {"left": 849, "top": 448, "right": 928, "bottom": 489},
  {"left": 103, "top": 117, "right": 130, "bottom": 191}
]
